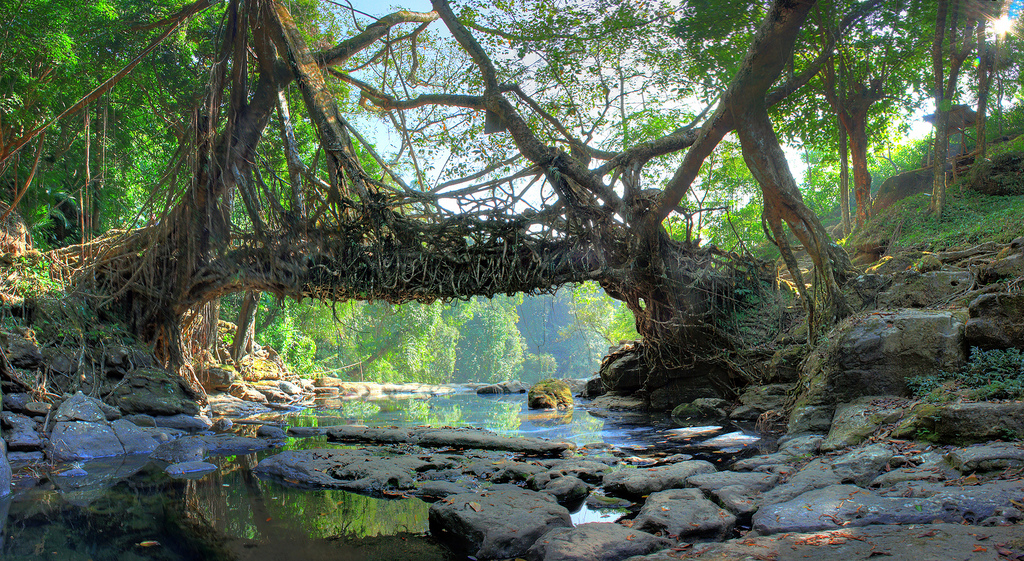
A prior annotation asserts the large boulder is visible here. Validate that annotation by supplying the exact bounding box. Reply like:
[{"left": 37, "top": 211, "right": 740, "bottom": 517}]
[
  {"left": 893, "top": 402, "right": 1024, "bottom": 444},
  {"left": 790, "top": 309, "right": 965, "bottom": 434},
  {"left": 969, "top": 151, "right": 1024, "bottom": 196},
  {"left": 599, "top": 343, "right": 644, "bottom": 393},
  {"left": 108, "top": 367, "right": 201, "bottom": 417},
  {"left": 528, "top": 379, "right": 573, "bottom": 410},
  {"left": 527, "top": 523, "right": 669, "bottom": 561},
  {"left": 428, "top": 485, "right": 572, "bottom": 560},
  {"left": 876, "top": 270, "right": 972, "bottom": 309},
  {"left": 873, "top": 168, "right": 933, "bottom": 212},
  {"left": 965, "top": 292, "right": 1024, "bottom": 349}
]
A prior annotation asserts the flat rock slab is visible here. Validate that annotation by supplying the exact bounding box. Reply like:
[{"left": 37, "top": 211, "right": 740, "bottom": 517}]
[
  {"left": 625, "top": 523, "right": 1024, "bottom": 561},
  {"left": 946, "top": 442, "right": 1024, "bottom": 472},
  {"left": 326, "top": 425, "right": 575, "bottom": 456},
  {"left": 602, "top": 460, "right": 716, "bottom": 499},
  {"left": 753, "top": 480, "right": 1024, "bottom": 534},
  {"left": 165, "top": 461, "right": 218, "bottom": 478},
  {"left": 150, "top": 434, "right": 276, "bottom": 463},
  {"left": 528, "top": 522, "right": 670, "bottom": 561},
  {"left": 428, "top": 484, "right": 572, "bottom": 560},
  {"left": 254, "top": 448, "right": 433, "bottom": 492},
  {"left": 1, "top": 411, "right": 43, "bottom": 451},
  {"left": 633, "top": 488, "right": 736, "bottom": 542}
]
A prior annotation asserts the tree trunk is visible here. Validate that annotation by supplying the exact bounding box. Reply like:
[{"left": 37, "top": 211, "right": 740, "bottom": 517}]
[
  {"left": 838, "top": 116, "right": 851, "bottom": 235},
  {"left": 231, "top": 290, "right": 261, "bottom": 362},
  {"left": 929, "top": 0, "right": 950, "bottom": 216},
  {"left": 975, "top": 18, "right": 990, "bottom": 159},
  {"left": 846, "top": 116, "right": 873, "bottom": 227}
]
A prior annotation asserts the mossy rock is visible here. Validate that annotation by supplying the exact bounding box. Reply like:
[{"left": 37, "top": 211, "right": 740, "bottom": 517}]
[
  {"left": 528, "top": 379, "right": 573, "bottom": 410},
  {"left": 108, "top": 367, "right": 201, "bottom": 416},
  {"left": 969, "top": 151, "right": 1024, "bottom": 196},
  {"left": 892, "top": 401, "right": 1024, "bottom": 444},
  {"left": 238, "top": 355, "right": 287, "bottom": 382}
]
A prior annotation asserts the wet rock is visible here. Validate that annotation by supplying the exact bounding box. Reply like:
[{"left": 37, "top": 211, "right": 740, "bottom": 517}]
[
  {"left": 945, "top": 442, "right": 1024, "bottom": 472},
  {"left": 633, "top": 488, "right": 736, "bottom": 542},
  {"left": 492, "top": 462, "right": 546, "bottom": 483},
  {"left": 823, "top": 396, "right": 909, "bottom": 451},
  {"left": 753, "top": 480, "right": 1024, "bottom": 534},
  {"left": 529, "top": 379, "right": 574, "bottom": 410},
  {"left": 730, "top": 384, "right": 791, "bottom": 421},
  {"left": 6, "top": 451, "right": 44, "bottom": 463},
  {"left": 0, "top": 439, "right": 11, "bottom": 498},
  {"left": 1, "top": 411, "right": 43, "bottom": 451},
  {"left": 201, "top": 364, "right": 237, "bottom": 391},
  {"left": 476, "top": 384, "right": 505, "bottom": 395},
  {"left": 876, "top": 270, "right": 972, "bottom": 308},
  {"left": 671, "top": 398, "right": 729, "bottom": 421},
  {"left": 893, "top": 401, "right": 1024, "bottom": 444},
  {"left": 1, "top": 393, "right": 32, "bottom": 414},
  {"left": 228, "top": 381, "right": 269, "bottom": 403},
  {"left": 108, "top": 367, "right": 200, "bottom": 417},
  {"left": 535, "top": 474, "right": 589, "bottom": 506},
  {"left": 626, "top": 523, "right": 1024, "bottom": 561},
  {"left": 53, "top": 391, "right": 108, "bottom": 423},
  {"left": 416, "top": 480, "right": 474, "bottom": 501},
  {"left": 831, "top": 443, "right": 893, "bottom": 486},
  {"left": 48, "top": 421, "right": 124, "bottom": 461},
  {"left": 110, "top": 419, "right": 158, "bottom": 455},
  {"left": 730, "top": 434, "right": 823, "bottom": 472},
  {"left": 499, "top": 380, "right": 527, "bottom": 393},
  {"left": 790, "top": 310, "right": 965, "bottom": 433},
  {"left": 537, "top": 459, "right": 612, "bottom": 484},
  {"left": 965, "top": 292, "right": 1024, "bottom": 349},
  {"left": 325, "top": 426, "right": 576, "bottom": 457},
  {"left": 602, "top": 460, "right": 715, "bottom": 499},
  {"left": 255, "top": 385, "right": 291, "bottom": 404},
  {"left": 585, "top": 493, "right": 633, "bottom": 510},
  {"left": 3, "top": 332, "right": 43, "bottom": 369},
  {"left": 428, "top": 485, "right": 572, "bottom": 560},
  {"left": 527, "top": 523, "right": 670, "bottom": 561},
  {"left": 257, "top": 425, "right": 286, "bottom": 439},
  {"left": 758, "top": 458, "right": 840, "bottom": 507},
  {"left": 278, "top": 380, "right": 302, "bottom": 395},
  {"left": 286, "top": 426, "right": 327, "bottom": 438},
  {"left": 151, "top": 434, "right": 274, "bottom": 464},
  {"left": 580, "top": 376, "right": 606, "bottom": 398},
  {"left": 152, "top": 414, "right": 213, "bottom": 432},
  {"left": 686, "top": 471, "right": 779, "bottom": 520},
  {"left": 210, "top": 418, "right": 233, "bottom": 432},
  {"left": 255, "top": 448, "right": 428, "bottom": 491},
  {"left": 588, "top": 393, "right": 646, "bottom": 411},
  {"left": 123, "top": 413, "right": 156, "bottom": 427},
  {"left": 165, "top": 461, "right": 218, "bottom": 479}
]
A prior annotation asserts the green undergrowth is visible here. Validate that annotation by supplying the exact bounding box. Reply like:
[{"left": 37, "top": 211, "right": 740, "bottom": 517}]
[
  {"left": 908, "top": 347, "right": 1024, "bottom": 402},
  {"left": 847, "top": 187, "right": 1024, "bottom": 253}
]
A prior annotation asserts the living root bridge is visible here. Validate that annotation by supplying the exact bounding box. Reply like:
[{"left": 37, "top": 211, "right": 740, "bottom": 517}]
[{"left": 181, "top": 224, "right": 607, "bottom": 310}]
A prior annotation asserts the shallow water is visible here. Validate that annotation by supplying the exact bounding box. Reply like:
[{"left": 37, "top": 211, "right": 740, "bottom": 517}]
[{"left": 1, "top": 391, "right": 761, "bottom": 561}]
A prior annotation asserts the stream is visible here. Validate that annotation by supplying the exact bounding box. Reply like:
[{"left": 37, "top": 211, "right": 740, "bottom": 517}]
[{"left": 1, "top": 391, "right": 763, "bottom": 561}]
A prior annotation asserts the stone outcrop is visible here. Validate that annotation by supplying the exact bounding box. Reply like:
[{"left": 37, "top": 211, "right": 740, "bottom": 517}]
[
  {"left": 108, "top": 367, "right": 201, "bottom": 417},
  {"left": 789, "top": 309, "right": 966, "bottom": 433},
  {"left": 873, "top": 168, "right": 933, "bottom": 212},
  {"left": 969, "top": 150, "right": 1024, "bottom": 196},
  {"left": 965, "top": 292, "right": 1024, "bottom": 349}
]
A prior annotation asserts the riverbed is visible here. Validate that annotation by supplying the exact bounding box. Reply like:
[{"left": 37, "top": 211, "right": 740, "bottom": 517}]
[{"left": 1, "top": 391, "right": 762, "bottom": 561}]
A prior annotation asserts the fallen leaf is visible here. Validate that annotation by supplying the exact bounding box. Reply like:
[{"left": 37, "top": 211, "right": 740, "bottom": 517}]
[
  {"left": 469, "top": 502, "right": 482, "bottom": 512},
  {"left": 974, "top": 546, "right": 988, "bottom": 553},
  {"left": 136, "top": 541, "right": 160, "bottom": 548}
]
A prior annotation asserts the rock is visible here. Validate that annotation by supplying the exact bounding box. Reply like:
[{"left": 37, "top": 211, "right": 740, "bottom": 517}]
[
  {"left": 493, "top": 462, "right": 546, "bottom": 483},
  {"left": 108, "top": 367, "right": 200, "bottom": 417},
  {"left": 3, "top": 332, "right": 43, "bottom": 369},
  {"left": 53, "top": 391, "right": 108, "bottom": 423},
  {"left": 535, "top": 474, "right": 590, "bottom": 506},
  {"left": 671, "top": 398, "right": 729, "bottom": 421},
  {"left": 43, "top": 348, "right": 78, "bottom": 377},
  {"left": 764, "top": 345, "right": 808, "bottom": 383},
  {"left": 124, "top": 414, "right": 156, "bottom": 427},
  {"left": 730, "top": 384, "right": 791, "bottom": 421},
  {"left": 48, "top": 421, "right": 125, "bottom": 461},
  {"left": 153, "top": 414, "right": 213, "bottom": 432},
  {"left": 326, "top": 425, "right": 576, "bottom": 457},
  {"left": 109, "top": 419, "right": 159, "bottom": 455},
  {"left": 753, "top": 480, "right": 1024, "bottom": 534},
  {"left": 758, "top": 458, "right": 841, "bottom": 507},
  {"left": 966, "top": 292, "right": 1024, "bottom": 349},
  {"left": 1, "top": 392, "right": 33, "bottom": 414},
  {"left": 686, "top": 470, "right": 778, "bottom": 519},
  {"left": 529, "top": 379, "right": 574, "bottom": 410},
  {"left": 633, "top": 488, "right": 736, "bottom": 542},
  {"left": 831, "top": 444, "right": 893, "bottom": 486},
  {"left": 151, "top": 434, "right": 274, "bottom": 464},
  {"left": 25, "top": 401, "right": 50, "bottom": 415},
  {"left": 873, "top": 168, "right": 933, "bottom": 212},
  {"left": 844, "top": 274, "right": 893, "bottom": 311},
  {"left": 969, "top": 150, "right": 1024, "bottom": 195},
  {"left": 255, "top": 386, "right": 291, "bottom": 404},
  {"left": 790, "top": 309, "right": 965, "bottom": 433},
  {"left": 602, "top": 460, "right": 716, "bottom": 499},
  {"left": 0, "top": 439, "right": 11, "bottom": 498},
  {"left": 210, "top": 418, "right": 233, "bottom": 432},
  {"left": 527, "top": 523, "right": 670, "bottom": 561},
  {"left": 585, "top": 493, "right": 633, "bottom": 510},
  {"left": 580, "top": 376, "right": 606, "bottom": 398},
  {"left": 476, "top": 384, "right": 505, "bottom": 395},
  {"left": 201, "top": 364, "right": 237, "bottom": 391},
  {"left": 228, "top": 382, "right": 269, "bottom": 403},
  {"left": 1, "top": 411, "right": 43, "bottom": 450},
  {"left": 165, "top": 461, "right": 218, "bottom": 479},
  {"left": 278, "top": 380, "right": 302, "bottom": 395},
  {"left": 7, "top": 451, "right": 44, "bottom": 463},
  {"left": 588, "top": 393, "right": 646, "bottom": 411},
  {"left": 536, "top": 459, "right": 612, "bottom": 484},
  {"left": 978, "top": 251, "right": 1024, "bottom": 284},
  {"left": 428, "top": 485, "right": 572, "bottom": 560},
  {"left": 255, "top": 448, "right": 429, "bottom": 490},
  {"left": 823, "top": 397, "right": 909, "bottom": 451},
  {"left": 876, "top": 270, "right": 972, "bottom": 309},
  {"left": 599, "top": 343, "right": 644, "bottom": 393},
  {"left": 893, "top": 401, "right": 1024, "bottom": 444},
  {"left": 730, "top": 434, "right": 823, "bottom": 472},
  {"left": 238, "top": 354, "right": 287, "bottom": 382},
  {"left": 945, "top": 442, "right": 1024, "bottom": 472},
  {"left": 257, "top": 425, "right": 287, "bottom": 439},
  {"left": 417, "top": 480, "right": 474, "bottom": 501},
  {"left": 499, "top": 380, "right": 527, "bottom": 393},
  {"left": 647, "top": 376, "right": 725, "bottom": 411}
]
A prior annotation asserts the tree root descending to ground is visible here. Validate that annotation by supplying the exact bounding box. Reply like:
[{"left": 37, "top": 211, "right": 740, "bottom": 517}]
[{"left": 42, "top": 0, "right": 867, "bottom": 397}]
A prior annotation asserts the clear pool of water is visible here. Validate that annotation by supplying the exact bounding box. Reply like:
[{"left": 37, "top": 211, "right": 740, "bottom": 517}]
[{"left": 1, "top": 391, "right": 761, "bottom": 561}]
